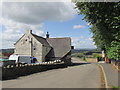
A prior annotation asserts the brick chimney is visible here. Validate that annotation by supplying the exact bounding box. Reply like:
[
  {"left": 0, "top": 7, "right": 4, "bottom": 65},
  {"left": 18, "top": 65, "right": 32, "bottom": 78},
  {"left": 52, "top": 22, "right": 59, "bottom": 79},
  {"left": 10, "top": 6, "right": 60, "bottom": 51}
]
[{"left": 46, "top": 32, "right": 49, "bottom": 38}]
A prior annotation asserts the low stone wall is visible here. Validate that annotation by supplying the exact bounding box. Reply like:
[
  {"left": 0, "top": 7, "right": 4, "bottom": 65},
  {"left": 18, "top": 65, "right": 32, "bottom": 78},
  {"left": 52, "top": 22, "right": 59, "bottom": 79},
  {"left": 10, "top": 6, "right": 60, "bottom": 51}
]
[
  {"left": 0, "top": 60, "right": 16, "bottom": 67},
  {"left": 86, "top": 58, "right": 97, "bottom": 63},
  {"left": 2, "top": 62, "right": 67, "bottom": 80},
  {"left": 111, "top": 60, "right": 120, "bottom": 71}
]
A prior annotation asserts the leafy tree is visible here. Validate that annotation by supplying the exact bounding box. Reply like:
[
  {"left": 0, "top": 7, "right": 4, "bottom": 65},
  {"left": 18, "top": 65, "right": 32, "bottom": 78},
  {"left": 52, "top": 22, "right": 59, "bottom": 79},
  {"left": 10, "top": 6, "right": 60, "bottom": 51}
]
[{"left": 75, "top": 2, "right": 120, "bottom": 60}]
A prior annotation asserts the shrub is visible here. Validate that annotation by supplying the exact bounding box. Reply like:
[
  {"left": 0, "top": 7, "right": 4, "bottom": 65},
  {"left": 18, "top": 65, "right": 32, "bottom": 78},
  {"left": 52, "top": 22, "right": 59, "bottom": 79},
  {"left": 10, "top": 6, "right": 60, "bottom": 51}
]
[{"left": 93, "top": 53, "right": 102, "bottom": 58}]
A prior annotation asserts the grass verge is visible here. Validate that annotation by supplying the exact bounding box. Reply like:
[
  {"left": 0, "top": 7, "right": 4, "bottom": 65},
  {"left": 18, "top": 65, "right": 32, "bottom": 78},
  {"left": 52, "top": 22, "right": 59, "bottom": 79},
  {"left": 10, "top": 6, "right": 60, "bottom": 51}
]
[
  {"left": 112, "top": 86, "right": 120, "bottom": 89},
  {"left": 97, "top": 64, "right": 106, "bottom": 88}
]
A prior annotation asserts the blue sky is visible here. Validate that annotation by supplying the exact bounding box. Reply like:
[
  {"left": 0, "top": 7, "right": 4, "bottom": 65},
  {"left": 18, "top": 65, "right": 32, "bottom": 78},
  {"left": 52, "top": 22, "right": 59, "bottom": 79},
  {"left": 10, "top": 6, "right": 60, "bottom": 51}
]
[
  {"left": 0, "top": 2, "right": 97, "bottom": 49},
  {"left": 44, "top": 15, "right": 91, "bottom": 37},
  {"left": 43, "top": 15, "right": 96, "bottom": 49}
]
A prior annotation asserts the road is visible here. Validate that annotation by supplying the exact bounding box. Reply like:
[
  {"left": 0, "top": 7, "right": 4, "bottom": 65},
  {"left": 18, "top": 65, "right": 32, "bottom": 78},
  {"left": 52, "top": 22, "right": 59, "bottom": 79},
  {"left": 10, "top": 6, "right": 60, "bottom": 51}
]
[{"left": 2, "top": 58, "right": 101, "bottom": 88}]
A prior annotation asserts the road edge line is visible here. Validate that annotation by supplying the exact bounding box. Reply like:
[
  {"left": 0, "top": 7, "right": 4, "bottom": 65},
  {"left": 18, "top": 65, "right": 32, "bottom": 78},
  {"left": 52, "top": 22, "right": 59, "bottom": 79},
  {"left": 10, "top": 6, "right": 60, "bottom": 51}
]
[{"left": 99, "top": 64, "right": 108, "bottom": 88}]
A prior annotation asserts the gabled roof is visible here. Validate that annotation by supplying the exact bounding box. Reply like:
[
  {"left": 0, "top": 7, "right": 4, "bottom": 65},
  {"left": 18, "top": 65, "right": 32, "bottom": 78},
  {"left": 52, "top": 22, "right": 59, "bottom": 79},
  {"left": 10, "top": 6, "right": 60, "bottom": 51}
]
[
  {"left": 32, "top": 34, "right": 50, "bottom": 47},
  {"left": 14, "top": 34, "right": 25, "bottom": 45},
  {"left": 14, "top": 33, "right": 50, "bottom": 47},
  {"left": 47, "top": 37, "right": 71, "bottom": 58}
]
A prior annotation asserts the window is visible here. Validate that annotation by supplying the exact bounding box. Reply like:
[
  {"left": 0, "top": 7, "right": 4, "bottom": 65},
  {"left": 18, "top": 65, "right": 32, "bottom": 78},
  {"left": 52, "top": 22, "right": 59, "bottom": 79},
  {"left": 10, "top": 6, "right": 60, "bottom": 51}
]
[
  {"left": 33, "top": 47, "right": 36, "bottom": 50},
  {"left": 33, "top": 46, "right": 36, "bottom": 50}
]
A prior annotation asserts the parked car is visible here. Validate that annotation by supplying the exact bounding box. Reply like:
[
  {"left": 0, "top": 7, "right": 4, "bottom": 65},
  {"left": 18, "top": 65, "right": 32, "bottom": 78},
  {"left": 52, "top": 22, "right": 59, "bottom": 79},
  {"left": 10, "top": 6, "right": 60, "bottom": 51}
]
[{"left": 9, "top": 55, "right": 37, "bottom": 64}]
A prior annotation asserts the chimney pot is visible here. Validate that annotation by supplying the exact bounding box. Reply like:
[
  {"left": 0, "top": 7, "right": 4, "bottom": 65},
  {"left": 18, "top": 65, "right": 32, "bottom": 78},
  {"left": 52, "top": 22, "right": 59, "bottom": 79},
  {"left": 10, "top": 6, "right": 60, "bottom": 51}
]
[{"left": 46, "top": 32, "right": 49, "bottom": 38}]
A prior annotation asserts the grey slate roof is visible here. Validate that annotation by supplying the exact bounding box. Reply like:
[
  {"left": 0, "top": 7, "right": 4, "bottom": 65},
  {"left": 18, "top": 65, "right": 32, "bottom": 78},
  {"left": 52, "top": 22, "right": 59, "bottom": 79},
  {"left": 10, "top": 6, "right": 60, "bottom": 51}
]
[
  {"left": 47, "top": 38, "right": 71, "bottom": 58},
  {"left": 32, "top": 34, "right": 50, "bottom": 47}
]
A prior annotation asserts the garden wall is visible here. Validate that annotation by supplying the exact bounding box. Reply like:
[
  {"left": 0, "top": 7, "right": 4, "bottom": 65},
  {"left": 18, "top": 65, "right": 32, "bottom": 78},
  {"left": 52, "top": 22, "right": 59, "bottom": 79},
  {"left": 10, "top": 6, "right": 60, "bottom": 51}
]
[
  {"left": 111, "top": 60, "right": 120, "bottom": 71},
  {"left": 2, "top": 62, "right": 67, "bottom": 80}
]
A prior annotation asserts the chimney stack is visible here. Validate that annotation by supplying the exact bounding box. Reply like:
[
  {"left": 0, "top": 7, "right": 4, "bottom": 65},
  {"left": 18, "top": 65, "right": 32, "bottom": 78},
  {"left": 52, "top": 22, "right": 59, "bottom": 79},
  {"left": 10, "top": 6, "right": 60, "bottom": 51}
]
[
  {"left": 26, "top": 29, "right": 32, "bottom": 34},
  {"left": 46, "top": 32, "right": 49, "bottom": 38}
]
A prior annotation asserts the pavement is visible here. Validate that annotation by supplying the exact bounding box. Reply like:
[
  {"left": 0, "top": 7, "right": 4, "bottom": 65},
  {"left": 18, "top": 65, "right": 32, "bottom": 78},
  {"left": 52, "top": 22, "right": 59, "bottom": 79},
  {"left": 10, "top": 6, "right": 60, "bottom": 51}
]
[
  {"left": 0, "top": 68, "right": 1, "bottom": 89},
  {"left": 2, "top": 58, "right": 101, "bottom": 88},
  {"left": 98, "top": 62, "right": 119, "bottom": 88},
  {"left": 0, "top": 68, "right": 1, "bottom": 80}
]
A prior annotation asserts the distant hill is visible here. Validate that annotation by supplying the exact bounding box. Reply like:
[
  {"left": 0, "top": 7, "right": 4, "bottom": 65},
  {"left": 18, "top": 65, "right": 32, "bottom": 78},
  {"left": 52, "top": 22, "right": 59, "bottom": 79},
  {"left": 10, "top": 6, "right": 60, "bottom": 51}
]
[
  {"left": 71, "top": 48, "right": 101, "bottom": 54},
  {"left": 1, "top": 48, "right": 100, "bottom": 54},
  {"left": 0, "top": 48, "right": 14, "bottom": 58},
  {"left": 0, "top": 48, "right": 14, "bottom": 53}
]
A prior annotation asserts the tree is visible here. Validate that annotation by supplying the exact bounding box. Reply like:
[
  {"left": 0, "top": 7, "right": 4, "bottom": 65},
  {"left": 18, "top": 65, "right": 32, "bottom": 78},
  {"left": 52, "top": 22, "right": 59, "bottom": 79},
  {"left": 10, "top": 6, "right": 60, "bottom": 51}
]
[{"left": 75, "top": 2, "right": 120, "bottom": 60}]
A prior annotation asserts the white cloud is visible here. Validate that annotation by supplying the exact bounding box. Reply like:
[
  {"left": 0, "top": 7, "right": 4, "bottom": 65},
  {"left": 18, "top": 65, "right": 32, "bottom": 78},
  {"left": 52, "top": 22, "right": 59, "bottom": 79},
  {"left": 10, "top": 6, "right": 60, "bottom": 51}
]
[
  {"left": 72, "top": 37, "right": 97, "bottom": 49},
  {"left": 0, "top": 2, "right": 77, "bottom": 49},
  {"left": 73, "top": 25, "right": 85, "bottom": 29},
  {"left": 2, "top": 2, "right": 77, "bottom": 24},
  {"left": 0, "top": 18, "right": 44, "bottom": 49},
  {"left": 1, "top": 0, "right": 72, "bottom": 2},
  {"left": 87, "top": 23, "right": 90, "bottom": 26},
  {"left": 88, "top": 37, "right": 93, "bottom": 41}
]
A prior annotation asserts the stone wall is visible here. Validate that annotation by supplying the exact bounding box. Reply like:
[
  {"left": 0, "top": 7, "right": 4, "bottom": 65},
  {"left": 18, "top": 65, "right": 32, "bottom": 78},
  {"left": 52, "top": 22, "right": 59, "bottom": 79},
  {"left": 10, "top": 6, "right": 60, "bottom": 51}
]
[
  {"left": 42, "top": 46, "right": 52, "bottom": 62},
  {"left": 14, "top": 30, "right": 51, "bottom": 63},
  {"left": 111, "top": 60, "right": 120, "bottom": 71},
  {"left": 86, "top": 58, "right": 97, "bottom": 63},
  {"left": 62, "top": 51, "right": 72, "bottom": 65},
  {"left": 2, "top": 62, "right": 67, "bottom": 80},
  {"left": 14, "top": 34, "right": 32, "bottom": 56},
  {"left": 0, "top": 60, "right": 15, "bottom": 67}
]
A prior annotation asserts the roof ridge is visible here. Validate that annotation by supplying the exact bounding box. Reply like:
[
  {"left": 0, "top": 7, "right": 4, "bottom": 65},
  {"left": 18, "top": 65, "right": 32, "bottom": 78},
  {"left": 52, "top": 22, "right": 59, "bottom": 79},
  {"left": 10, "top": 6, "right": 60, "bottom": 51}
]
[
  {"left": 32, "top": 34, "right": 45, "bottom": 39},
  {"left": 48, "top": 37, "right": 71, "bottom": 39},
  {"left": 32, "top": 34, "right": 51, "bottom": 47},
  {"left": 14, "top": 34, "right": 25, "bottom": 45}
]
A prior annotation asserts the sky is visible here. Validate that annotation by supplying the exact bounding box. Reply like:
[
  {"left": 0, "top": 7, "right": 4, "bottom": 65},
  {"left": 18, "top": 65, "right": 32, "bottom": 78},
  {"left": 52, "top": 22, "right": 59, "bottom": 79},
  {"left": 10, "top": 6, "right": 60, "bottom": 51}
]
[{"left": 0, "top": 1, "right": 97, "bottom": 49}]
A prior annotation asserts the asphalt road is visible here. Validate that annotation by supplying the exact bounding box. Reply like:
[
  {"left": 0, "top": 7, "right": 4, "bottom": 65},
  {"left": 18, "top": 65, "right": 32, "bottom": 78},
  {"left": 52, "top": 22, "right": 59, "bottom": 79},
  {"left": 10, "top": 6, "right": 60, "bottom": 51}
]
[{"left": 2, "top": 58, "right": 101, "bottom": 88}]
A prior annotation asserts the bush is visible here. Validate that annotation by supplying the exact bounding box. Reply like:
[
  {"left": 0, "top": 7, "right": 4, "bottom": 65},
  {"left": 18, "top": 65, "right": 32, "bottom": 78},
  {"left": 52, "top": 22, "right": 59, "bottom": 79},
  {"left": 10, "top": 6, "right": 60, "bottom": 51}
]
[
  {"left": 93, "top": 53, "right": 102, "bottom": 58},
  {"left": 83, "top": 55, "right": 86, "bottom": 61},
  {"left": 107, "top": 40, "right": 120, "bottom": 61}
]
